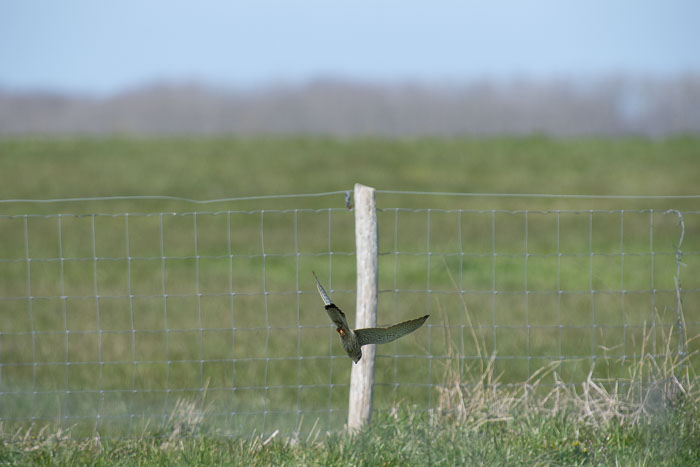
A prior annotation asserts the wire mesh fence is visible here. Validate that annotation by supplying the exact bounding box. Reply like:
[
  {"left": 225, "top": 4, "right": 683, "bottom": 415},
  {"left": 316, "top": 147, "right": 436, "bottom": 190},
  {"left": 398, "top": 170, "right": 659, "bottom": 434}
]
[{"left": 0, "top": 193, "right": 698, "bottom": 438}]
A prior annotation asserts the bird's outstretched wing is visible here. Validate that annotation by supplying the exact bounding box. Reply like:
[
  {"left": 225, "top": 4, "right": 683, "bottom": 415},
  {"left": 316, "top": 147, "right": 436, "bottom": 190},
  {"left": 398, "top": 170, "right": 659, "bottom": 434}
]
[
  {"left": 312, "top": 271, "right": 333, "bottom": 306},
  {"left": 355, "top": 315, "right": 429, "bottom": 346},
  {"left": 324, "top": 304, "right": 351, "bottom": 331},
  {"left": 312, "top": 272, "right": 351, "bottom": 331}
]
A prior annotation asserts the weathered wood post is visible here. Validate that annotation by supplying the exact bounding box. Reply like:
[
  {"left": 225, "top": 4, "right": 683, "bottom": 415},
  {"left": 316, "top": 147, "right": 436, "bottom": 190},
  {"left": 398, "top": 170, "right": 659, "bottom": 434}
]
[{"left": 348, "top": 183, "right": 378, "bottom": 431}]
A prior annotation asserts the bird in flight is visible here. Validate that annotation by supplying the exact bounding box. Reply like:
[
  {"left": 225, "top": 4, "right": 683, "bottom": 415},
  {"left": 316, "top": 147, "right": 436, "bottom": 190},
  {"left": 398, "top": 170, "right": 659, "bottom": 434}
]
[{"left": 312, "top": 272, "right": 429, "bottom": 363}]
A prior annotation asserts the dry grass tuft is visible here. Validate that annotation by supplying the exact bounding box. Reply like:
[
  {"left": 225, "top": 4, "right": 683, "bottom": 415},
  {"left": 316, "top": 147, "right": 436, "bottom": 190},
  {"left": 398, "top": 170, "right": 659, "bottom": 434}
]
[{"left": 433, "top": 295, "right": 698, "bottom": 431}]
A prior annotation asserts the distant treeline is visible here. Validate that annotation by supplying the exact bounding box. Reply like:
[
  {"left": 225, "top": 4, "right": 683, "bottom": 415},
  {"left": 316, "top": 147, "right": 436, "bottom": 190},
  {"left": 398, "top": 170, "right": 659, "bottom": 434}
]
[{"left": 1, "top": 74, "right": 699, "bottom": 137}]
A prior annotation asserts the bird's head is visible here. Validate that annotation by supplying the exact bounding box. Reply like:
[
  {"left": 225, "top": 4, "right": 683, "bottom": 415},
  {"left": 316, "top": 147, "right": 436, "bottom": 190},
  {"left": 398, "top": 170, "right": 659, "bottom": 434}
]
[{"left": 351, "top": 349, "right": 362, "bottom": 364}]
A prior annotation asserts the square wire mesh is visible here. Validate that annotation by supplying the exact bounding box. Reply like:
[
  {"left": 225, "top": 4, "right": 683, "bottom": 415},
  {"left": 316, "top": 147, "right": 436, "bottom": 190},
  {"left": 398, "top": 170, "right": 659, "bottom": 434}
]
[{"left": 0, "top": 202, "right": 698, "bottom": 438}]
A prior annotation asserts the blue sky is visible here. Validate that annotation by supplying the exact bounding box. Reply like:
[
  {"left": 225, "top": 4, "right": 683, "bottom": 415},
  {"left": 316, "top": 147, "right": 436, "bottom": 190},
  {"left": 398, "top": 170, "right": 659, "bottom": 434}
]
[{"left": 1, "top": 0, "right": 699, "bottom": 95}]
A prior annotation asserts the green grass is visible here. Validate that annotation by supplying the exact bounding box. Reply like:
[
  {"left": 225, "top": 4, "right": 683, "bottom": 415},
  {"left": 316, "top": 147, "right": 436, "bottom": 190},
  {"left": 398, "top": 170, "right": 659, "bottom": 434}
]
[
  {"left": 0, "top": 136, "right": 699, "bottom": 460},
  {"left": 1, "top": 136, "right": 700, "bottom": 213},
  {"left": 1, "top": 406, "right": 699, "bottom": 466},
  {"left": 2, "top": 326, "right": 699, "bottom": 465}
]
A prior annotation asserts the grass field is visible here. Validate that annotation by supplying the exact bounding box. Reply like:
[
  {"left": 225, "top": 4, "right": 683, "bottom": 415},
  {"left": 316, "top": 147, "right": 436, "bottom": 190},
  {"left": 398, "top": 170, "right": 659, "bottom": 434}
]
[
  {"left": 0, "top": 136, "right": 699, "bottom": 463},
  {"left": 1, "top": 399, "right": 698, "bottom": 465}
]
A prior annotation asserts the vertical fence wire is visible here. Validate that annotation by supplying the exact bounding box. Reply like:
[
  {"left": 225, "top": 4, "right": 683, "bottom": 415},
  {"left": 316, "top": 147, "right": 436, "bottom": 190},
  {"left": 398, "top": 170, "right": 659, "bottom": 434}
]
[
  {"left": 260, "top": 210, "right": 270, "bottom": 434},
  {"left": 523, "top": 211, "right": 531, "bottom": 380},
  {"left": 159, "top": 213, "right": 171, "bottom": 430},
  {"left": 620, "top": 211, "right": 627, "bottom": 365},
  {"left": 490, "top": 210, "right": 497, "bottom": 357},
  {"left": 125, "top": 214, "right": 136, "bottom": 436},
  {"left": 23, "top": 216, "right": 35, "bottom": 420},
  {"left": 91, "top": 214, "right": 104, "bottom": 432},
  {"left": 391, "top": 208, "right": 400, "bottom": 400},
  {"left": 425, "top": 209, "right": 433, "bottom": 411},
  {"left": 193, "top": 213, "right": 204, "bottom": 397},
  {"left": 326, "top": 208, "right": 334, "bottom": 430},
  {"left": 588, "top": 211, "right": 596, "bottom": 369},
  {"left": 226, "top": 211, "right": 235, "bottom": 433},
  {"left": 294, "top": 209, "right": 302, "bottom": 431},
  {"left": 649, "top": 210, "right": 656, "bottom": 356},
  {"left": 666, "top": 210, "right": 687, "bottom": 371}
]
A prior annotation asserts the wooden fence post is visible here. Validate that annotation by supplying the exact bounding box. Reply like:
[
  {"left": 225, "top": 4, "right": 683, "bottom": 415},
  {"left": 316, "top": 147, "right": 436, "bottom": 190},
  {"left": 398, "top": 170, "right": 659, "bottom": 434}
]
[{"left": 348, "top": 183, "right": 378, "bottom": 431}]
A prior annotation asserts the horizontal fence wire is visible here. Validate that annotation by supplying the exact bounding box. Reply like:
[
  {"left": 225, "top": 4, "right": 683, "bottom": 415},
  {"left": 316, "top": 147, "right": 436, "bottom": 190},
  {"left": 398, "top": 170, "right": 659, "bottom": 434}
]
[
  {"left": 0, "top": 191, "right": 351, "bottom": 205},
  {"left": 0, "top": 194, "right": 698, "bottom": 439}
]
